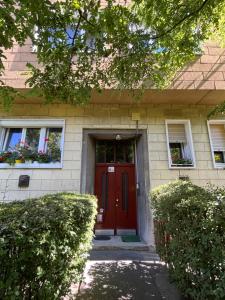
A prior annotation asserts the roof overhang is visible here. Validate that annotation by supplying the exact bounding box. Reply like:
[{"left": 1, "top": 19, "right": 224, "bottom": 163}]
[{"left": 11, "top": 89, "right": 225, "bottom": 106}]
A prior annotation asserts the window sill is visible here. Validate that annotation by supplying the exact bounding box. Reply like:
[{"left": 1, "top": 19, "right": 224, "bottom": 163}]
[
  {"left": 170, "top": 164, "right": 195, "bottom": 169},
  {"left": 0, "top": 162, "right": 62, "bottom": 169},
  {"left": 214, "top": 163, "right": 225, "bottom": 169}
]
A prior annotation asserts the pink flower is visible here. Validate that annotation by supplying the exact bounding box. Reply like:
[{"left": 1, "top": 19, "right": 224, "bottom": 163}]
[{"left": 45, "top": 138, "right": 49, "bottom": 142}]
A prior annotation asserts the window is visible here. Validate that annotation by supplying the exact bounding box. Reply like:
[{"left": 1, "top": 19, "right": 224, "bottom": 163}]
[
  {"left": 0, "top": 119, "right": 65, "bottom": 168},
  {"left": 208, "top": 121, "right": 225, "bottom": 168},
  {"left": 96, "top": 140, "right": 135, "bottom": 164},
  {"left": 165, "top": 120, "right": 195, "bottom": 168}
]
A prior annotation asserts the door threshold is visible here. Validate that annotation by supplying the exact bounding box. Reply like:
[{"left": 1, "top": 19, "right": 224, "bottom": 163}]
[
  {"left": 95, "top": 229, "right": 137, "bottom": 236},
  {"left": 95, "top": 229, "right": 114, "bottom": 236}
]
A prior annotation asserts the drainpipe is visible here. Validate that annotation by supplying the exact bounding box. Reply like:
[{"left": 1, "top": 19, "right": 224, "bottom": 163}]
[{"left": 135, "top": 120, "right": 140, "bottom": 195}]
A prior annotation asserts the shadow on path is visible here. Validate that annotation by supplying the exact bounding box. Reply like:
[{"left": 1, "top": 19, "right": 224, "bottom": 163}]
[{"left": 75, "top": 251, "right": 183, "bottom": 300}]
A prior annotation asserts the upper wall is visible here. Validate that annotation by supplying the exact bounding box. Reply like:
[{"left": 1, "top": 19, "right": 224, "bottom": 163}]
[
  {"left": 171, "top": 41, "right": 225, "bottom": 90},
  {"left": 1, "top": 16, "right": 225, "bottom": 91}
]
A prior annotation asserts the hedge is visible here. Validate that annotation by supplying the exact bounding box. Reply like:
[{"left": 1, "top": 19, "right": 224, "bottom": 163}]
[
  {"left": 151, "top": 180, "right": 225, "bottom": 300},
  {"left": 0, "top": 193, "right": 97, "bottom": 299}
]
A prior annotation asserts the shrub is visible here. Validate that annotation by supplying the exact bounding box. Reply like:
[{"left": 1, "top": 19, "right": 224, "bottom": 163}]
[
  {"left": 151, "top": 180, "right": 225, "bottom": 300},
  {"left": 0, "top": 193, "right": 97, "bottom": 299}
]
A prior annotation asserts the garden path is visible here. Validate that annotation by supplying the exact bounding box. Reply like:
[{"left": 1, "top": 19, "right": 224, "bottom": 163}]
[{"left": 74, "top": 250, "right": 184, "bottom": 300}]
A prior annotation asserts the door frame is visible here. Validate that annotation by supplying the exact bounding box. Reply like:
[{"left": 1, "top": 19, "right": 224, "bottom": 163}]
[{"left": 80, "top": 129, "right": 152, "bottom": 244}]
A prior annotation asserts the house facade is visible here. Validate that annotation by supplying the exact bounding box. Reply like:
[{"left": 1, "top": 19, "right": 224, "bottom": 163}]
[{"left": 1, "top": 39, "right": 225, "bottom": 246}]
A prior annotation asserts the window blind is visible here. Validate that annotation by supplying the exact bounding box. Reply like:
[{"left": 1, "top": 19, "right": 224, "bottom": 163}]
[
  {"left": 210, "top": 124, "right": 225, "bottom": 151},
  {"left": 168, "top": 124, "right": 187, "bottom": 143}
]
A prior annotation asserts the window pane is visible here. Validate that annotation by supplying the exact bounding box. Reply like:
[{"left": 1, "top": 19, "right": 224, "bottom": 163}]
[
  {"left": 5, "top": 128, "right": 22, "bottom": 151},
  {"left": 214, "top": 151, "right": 224, "bottom": 163},
  {"left": 96, "top": 141, "right": 114, "bottom": 163},
  {"left": 115, "top": 141, "right": 134, "bottom": 163},
  {"left": 125, "top": 141, "right": 134, "bottom": 163},
  {"left": 46, "top": 128, "right": 62, "bottom": 162},
  {"left": 25, "top": 128, "right": 40, "bottom": 151},
  {"left": 96, "top": 141, "right": 106, "bottom": 163},
  {"left": 170, "top": 143, "right": 183, "bottom": 163},
  {"left": 105, "top": 142, "right": 114, "bottom": 163}
]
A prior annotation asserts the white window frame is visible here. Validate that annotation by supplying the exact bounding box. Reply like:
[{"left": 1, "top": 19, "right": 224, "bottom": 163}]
[
  {"left": 165, "top": 119, "right": 196, "bottom": 169},
  {"left": 0, "top": 119, "right": 65, "bottom": 169},
  {"left": 207, "top": 120, "right": 225, "bottom": 169}
]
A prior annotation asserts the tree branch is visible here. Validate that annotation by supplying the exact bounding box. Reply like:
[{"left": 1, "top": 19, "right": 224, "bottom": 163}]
[{"left": 152, "top": 0, "right": 212, "bottom": 40}]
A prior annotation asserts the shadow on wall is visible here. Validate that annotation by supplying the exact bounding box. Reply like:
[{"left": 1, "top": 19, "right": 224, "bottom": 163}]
[{"left": 75, "top": 260, "right": 183, "bottom": 300}]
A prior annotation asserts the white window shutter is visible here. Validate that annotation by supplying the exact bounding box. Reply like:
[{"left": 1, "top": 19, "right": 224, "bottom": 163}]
[
  {"left": 168, "top": 124, "right": 187, "bottom": 143},
  {"left": 210, "top": 124, "right": 225, "bottom": 151}
]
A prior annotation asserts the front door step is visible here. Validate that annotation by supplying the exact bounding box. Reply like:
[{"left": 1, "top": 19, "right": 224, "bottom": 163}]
[
  {"left": 95, "top": 229, "right": 136, "bottom": 236},
  {"left": 95, "top": 229, "right": 114, "bottom": 236},
  {"left": 93, "top": 235, "right": 152, "bottom": 251}
]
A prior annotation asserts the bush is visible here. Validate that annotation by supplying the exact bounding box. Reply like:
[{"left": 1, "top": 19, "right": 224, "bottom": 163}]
[
  {"left": 0, "top": 193, "right": 97, "bottom": 299},
  {"left": 151, "top": 180, "right": 225, "bottom": 300}
]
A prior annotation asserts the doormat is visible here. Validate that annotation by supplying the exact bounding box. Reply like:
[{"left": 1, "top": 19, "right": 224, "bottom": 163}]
[
  {"left": 94, "top": 235, "right": 111, "bottom": 241},
  {"left": 121, "top": 235, "right": 141, "bottom": 242}
]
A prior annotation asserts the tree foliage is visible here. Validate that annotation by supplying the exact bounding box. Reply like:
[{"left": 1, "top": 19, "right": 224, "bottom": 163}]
[{"left": 0, "top": 0, "right": 225, "bottom": 106}]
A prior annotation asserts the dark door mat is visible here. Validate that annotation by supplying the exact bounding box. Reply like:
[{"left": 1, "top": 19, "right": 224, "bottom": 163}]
[
  {"left": 121, "top": 235, "right": 141, "bottom": 242},
  {"left": 94, "top": 235, "right": 111, "bottom": 241}
]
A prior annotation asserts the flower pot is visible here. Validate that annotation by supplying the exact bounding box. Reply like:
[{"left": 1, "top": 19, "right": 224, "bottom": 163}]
[
  {"left": 15, "top": 159, "right": 23, "bottom": 164},
  {"left": 25, "top": 160, "right": 32, "bottom": 164}
]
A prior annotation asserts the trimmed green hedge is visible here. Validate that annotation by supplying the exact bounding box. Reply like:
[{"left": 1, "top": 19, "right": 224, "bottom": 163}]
[
  {"left": 0, "top": 193, "right": 97, "bottom": 299},
  {"left": 152, "top": 180, "right": 225, "bottom": 300}
]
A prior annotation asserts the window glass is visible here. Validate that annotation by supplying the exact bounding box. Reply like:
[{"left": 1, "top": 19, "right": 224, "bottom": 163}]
[
  {"left": 169, "top": 143, "right": 183, "bottom": 164},
  {"left": 96, "top": 141, "right": 106, "bottom": 163},
  {"left": 96, "top": 141, "right": 114, "bottom": 163},
  {"left": 105, "top": 142, "right": 114, "bottom": 163},
  {"left": 96, "top": 140, "right": 134, "bottom": 163},
  {"left": 25, "top": 128, "right": 40, "bottom": 151},
  {"left": 125, "top": 141, "right": 134, "bottom": 163},
  {"left": 214, "top": 151, "right": 224, "bottom": 163},
  {"left": 115, "top": 141, "right": 134, "bottom": 163},
  {"left": 5, "top": 128, "right": 22, "bottom": 151},
  {"left": 46, "top": 128, "right": 62, "bottom": 162}
]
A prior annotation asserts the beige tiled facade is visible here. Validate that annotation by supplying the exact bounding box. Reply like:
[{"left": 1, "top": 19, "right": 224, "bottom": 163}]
[
  {"left": 2, "top": 34, "right": 225, "bottom": 203},
  {"left": 0, "top": 101, "right": 224, "bottom": 202}
]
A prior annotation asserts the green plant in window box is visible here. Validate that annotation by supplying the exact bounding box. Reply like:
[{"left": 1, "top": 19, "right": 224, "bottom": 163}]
[
  {"left": 19, "top": 145, "right": 37, "bottom": 163},
  {"left": 37, "top": 151, "right": 51, "bottom": 163},
  {"left": 14, "top": 152, "right": 24, "bottom": 164},
  {"left": 172, "top": 158, "right": 193, "bottom": 166},
  {"left": 0, "top": 152, "right": 12, "bottom": 164},
  {"left": 4, "top": 151, "right": 22, "bottom": 165},
  {"left": 0, "top": 152, "right": 5, "bottom": 163}
]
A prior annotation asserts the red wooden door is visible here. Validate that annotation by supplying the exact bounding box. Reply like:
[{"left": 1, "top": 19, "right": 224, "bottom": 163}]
[
  {"left": 95, "top": 163, "right": 137, "bottom": 234},
  {"left": 115, "top": 164, "right": 137, "bottom": 230}
]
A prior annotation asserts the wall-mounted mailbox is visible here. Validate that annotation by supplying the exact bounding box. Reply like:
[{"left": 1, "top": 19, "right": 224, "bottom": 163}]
[{"left": 18, "top": 175, "right": 30, "bottom": 188}]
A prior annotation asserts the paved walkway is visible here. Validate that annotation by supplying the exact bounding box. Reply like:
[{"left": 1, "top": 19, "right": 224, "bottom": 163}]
[{"left": 74, "top": 250, "right": 184, "bottom": 300}]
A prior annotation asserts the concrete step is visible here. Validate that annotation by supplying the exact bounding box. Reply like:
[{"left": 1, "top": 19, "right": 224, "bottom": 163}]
[{"left": 92, "top": 236, "right": 160, "bottom": 260}]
